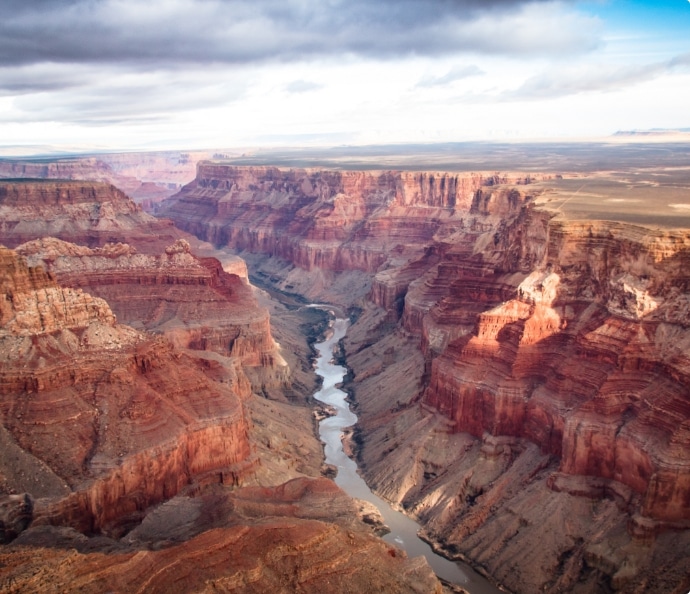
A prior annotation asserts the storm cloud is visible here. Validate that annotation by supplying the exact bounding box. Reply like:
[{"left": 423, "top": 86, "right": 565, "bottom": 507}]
[{"left": 0, "top": 0, "right": 595, "bottom": 69}]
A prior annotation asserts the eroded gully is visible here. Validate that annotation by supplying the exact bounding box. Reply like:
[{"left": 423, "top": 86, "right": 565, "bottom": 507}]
[{"left": 313, "top": 316, "right": 504, "bottom": 594}]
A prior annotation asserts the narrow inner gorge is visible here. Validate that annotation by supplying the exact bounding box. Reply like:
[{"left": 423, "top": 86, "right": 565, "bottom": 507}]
[{"left": 313, "top": 315, "right": 503, "bottom": 594}]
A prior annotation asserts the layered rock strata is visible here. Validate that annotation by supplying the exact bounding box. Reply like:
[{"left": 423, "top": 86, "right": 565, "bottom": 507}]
[
  {"left": 0, "top": 245, "right": 254, "bottom": 535},
  {"left": 0, "top": 180, "right": 183, "bottom": 252},
  {"left": 419, "top": 218, "right": 690, "bottom": 523},
  {"left": 0, "top": 176, "right": 445, "bottom": 592},
  {"left": 161, "top": 163, "right": 690, "bottom": 593},
  {"left": 159, "top": 164, "right": 543, "bottom": 301},
  {"left": 0, "top": 178, "right": 286, "bottom": 390},
  {"left": 15, "top": 237, "right": 288, "bottom": 390}
]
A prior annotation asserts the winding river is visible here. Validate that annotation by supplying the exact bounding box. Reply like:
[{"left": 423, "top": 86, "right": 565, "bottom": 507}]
[{"left": 313, "top": 317, "right": 503, "bottom": 594}]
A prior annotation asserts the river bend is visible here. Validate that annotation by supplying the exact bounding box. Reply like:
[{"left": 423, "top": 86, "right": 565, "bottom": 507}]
[{"left": 313, "top": 317, "right": 502, "bottom": 594}]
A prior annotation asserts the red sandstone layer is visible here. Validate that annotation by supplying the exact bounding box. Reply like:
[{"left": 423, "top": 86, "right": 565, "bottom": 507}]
[
  {"left": 0, "top": 245, "right": 254, "bottom": 535},
  {"left": 159, "top": 163, "right": 544, "bottom": 276},
  {"left": 160, "top": 163, "right": 690, "bottom": 593},
  {"left": 0, "top": 180, "right": 184, "bottom": 253},
  {"left": 418, "top": 218, "right": 690, "bottom": 524},
  {"left": 15, "top": 237, "right": 287, "bottom": 389}
]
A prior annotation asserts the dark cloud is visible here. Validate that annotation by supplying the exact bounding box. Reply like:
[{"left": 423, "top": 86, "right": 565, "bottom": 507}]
[
  {"left": 2, "top": 67, "right": 248, "bottom": 125},
  {"left": 0, "top": 0, "right": 591, "bottom": 70}
]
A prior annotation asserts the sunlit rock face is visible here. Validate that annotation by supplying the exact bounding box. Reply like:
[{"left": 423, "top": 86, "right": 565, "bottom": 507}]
[
  {"left": 0, "top": 246, "right": 254, "bottom": 535},
  {"left": 421, "top": 219, "right": 690, "bottom": 524},
  {"left": 15, "top": 237, "right": 288, "bottom": 391}
]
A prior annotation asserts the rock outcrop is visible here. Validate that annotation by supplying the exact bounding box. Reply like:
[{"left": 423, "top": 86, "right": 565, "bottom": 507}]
[
  {"left": 0, "top": 245, "right": 254, "bottom": 535},
  {"left": 418, "top": 218, "right": 690, "bottom": 521},
  {"left": 0, "top": 178, "right": 287, "bottom": 391},
  {"left": 1, "top": 478, "right": 441, "bottom": 594},
  {"left": 0, "top": 180, "right": 183, "bottom": 252},
  {"left": 160, "top": 162, "right": 690, "bottom": 593},
  {"left": 15, "top": 237, "right": 288, "bottom": 391}
]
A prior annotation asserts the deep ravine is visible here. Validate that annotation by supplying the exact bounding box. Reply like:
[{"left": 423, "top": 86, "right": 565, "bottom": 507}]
[{"left": 313, "top": 316, "right": 504, "bottom": 594}]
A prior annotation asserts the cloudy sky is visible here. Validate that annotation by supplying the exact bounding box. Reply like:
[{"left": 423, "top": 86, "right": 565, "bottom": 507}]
[{"left": 1, "top": 0, "right": 689, "bottom": 152}]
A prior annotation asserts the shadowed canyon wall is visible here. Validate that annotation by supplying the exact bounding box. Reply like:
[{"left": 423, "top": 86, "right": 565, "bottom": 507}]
[{"left": 159, "top": 162, "right": 690, "bottom": 593}]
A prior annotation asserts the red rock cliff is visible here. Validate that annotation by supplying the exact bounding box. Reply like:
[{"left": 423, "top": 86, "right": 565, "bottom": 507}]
[
  {"left": 159, "top": 163, "right": 541, "bottom": 275},
  {"left": 15, "top": 237, "right": 288, "bottom": 390},
  {"left": 420, "top": 218, "right": 690, "bottom": 523},
  {"left": 0, "top": 180, "right": 183, "bottom": 252},
  {"left": 0, "top": 177, "right": 287, "bottom": 391},
  {"left": 0, "top": 245, "right": 254, "bottom": 534}
]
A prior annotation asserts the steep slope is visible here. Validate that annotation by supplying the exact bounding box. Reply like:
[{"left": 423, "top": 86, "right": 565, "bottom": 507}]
[
  {"left": 160, "top": 162, "right": 690, "bottom": 594},
  {"left": 0, "top": 178, "right": 286, "bottom": 392},
  {"left": 0, "top": 245, "right": 254, "bottom": 535},
  {"left": 15, "top": 237, "right": 288, "bottom": 392}
]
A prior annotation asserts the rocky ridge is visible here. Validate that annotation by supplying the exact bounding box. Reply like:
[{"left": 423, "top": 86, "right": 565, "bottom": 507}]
[
  {"left": 15, "top": 237, "right": 288, "bottom": 392},
  {"left": 1, "top": 478, "right": 440, "bottom": 594},
  {"left": 0, "top": 180, "right": 184, "bottom": 252}
]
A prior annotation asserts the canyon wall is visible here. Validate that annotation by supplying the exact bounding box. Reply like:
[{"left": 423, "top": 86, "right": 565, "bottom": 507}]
[
  {"left": 0, "top": 180, "right": 185, "bottom": 251},
  {"left": 159, "top": 164, "right": 541, "bottom": 284},
  {"left": 0, "top": 246, "right": 254, "bottom": 534},
  {"left": 0, "top": 178, "right": 287, "bottom": 389},
  {"left": 0, "top": 173, "right": 444, "bottom": 593},
  {"left": 160, "top": 162, "right": 690, "bottom": 594},
  {"left": 15, "top": 237, "right": 288, "bottom": 390}
]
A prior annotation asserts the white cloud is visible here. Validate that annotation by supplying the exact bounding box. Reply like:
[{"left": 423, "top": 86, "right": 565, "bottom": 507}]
[{"left": 416, "top": 65, "right": 485, "bottom": 88}]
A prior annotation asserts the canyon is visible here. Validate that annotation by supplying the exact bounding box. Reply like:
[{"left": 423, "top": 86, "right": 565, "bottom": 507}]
[
  {"left": 1, "top": 147, "right": 690, "bottom": 593},
  {"left": 157, "top": 161, "right": 690, "bottom": 593},
  {"left": 0, "top": 178, "right": 442, "bottom": 593}
]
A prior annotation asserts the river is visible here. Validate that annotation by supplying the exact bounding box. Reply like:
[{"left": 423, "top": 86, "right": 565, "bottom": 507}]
[{"left": 313, "top": 317, "right": 503, "bottom": 594}]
